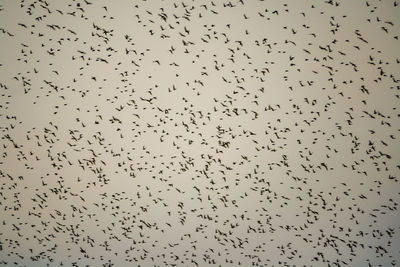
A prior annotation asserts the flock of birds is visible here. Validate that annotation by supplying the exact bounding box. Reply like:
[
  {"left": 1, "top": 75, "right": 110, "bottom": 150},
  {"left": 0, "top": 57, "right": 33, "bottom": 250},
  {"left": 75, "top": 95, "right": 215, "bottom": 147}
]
[{"left": 0, "top": 0, "right": 399, "bottom": 266}]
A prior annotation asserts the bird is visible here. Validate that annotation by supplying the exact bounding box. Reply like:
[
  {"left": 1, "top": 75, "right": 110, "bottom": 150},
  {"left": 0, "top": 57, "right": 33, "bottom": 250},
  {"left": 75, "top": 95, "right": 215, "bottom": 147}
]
[{"left": 0, "top": 0, "right": 398, "bottom": 266}]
